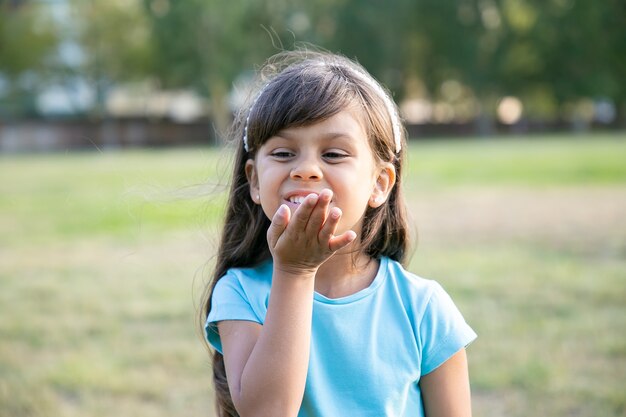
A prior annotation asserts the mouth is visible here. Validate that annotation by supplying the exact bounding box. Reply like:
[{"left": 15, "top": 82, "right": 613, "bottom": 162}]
[
  {"left": 283, "top": 192, "right": 323, "bottom": 208},
  {"left": 287, "top": 195, "right": 308, "bottom": 205}
]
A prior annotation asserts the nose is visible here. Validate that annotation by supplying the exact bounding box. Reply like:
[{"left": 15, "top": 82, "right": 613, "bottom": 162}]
[{"left": 290, "top": 156, "right": 322, "bottom": 181}]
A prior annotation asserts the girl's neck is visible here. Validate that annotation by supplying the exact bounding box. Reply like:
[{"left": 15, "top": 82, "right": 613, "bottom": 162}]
[{"left": 313, "top": 251, "right": 379, "bottom": 299}]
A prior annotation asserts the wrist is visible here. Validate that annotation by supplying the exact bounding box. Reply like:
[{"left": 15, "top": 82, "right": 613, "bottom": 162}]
[{"left": 273, "top": 263, "right": 318, "bottom": 281}]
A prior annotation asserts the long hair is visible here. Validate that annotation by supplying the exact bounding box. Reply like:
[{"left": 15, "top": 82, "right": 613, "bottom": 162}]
[{"left": 201, "top": 50, "right": 410, "bottom": 417}]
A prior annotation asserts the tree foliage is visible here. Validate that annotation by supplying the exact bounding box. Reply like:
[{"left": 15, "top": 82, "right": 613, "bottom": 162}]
[
  {"left": 0, "top": 1, "right": 60, "bottom": 116},
  {"left": 1, "top": 0, "right": 624, "bottom": 124},
  {"left": 0, "top": 2, "right": 58, "bottom": 78}
]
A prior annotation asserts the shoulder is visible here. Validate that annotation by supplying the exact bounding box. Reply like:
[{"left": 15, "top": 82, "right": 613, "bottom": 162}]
[
  {"left": 206, "top": 260, "right": 273, "bottom": 351},
  {"left": 214, "top": 259, "right": 274, "bottom": 297},
  {"left": 380, "top": 259, "right": 476, "bottom": 374},
  {"left": 209, "top": 259, "right": 274, "bottom": 323},
  {"left": 381, "top": 257, "right": 473, "bottom": 335},
  {"left": 382, "top": 258, "right": 478, "bottom": 373},
  {"left": 382, "top": 257, "right": 443, "bottom": 308}
]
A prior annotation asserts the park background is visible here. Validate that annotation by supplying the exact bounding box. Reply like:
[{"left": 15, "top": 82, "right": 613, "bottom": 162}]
[{"left": 1, "top": 1, "right": 625, "bottom": 416}]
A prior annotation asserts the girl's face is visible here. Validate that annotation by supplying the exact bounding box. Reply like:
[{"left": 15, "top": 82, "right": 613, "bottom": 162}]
[{"left": 245, "top": 109, "right": 395, "bottom": 237}]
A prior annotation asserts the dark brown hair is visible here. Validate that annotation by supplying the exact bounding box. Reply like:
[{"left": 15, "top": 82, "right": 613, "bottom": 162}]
[{"left": 201, "top": 50, "right": 410, "bottom": 417}]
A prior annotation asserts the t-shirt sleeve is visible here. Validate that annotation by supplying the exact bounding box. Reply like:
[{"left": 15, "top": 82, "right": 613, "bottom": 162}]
[
  {"left": 205, "top": 271, "right": 263, "bottom": 354},
  {"left": 419, "top": 282, "right": 477, "bottom": 375}
]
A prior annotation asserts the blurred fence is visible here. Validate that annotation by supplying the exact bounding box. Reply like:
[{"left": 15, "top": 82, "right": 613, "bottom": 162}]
[
  {"left": 0, "top": 118, "right": 218, "bottom": 153},
  {"left": 0, "top": 117, "right": 623, "bottom": 153}
]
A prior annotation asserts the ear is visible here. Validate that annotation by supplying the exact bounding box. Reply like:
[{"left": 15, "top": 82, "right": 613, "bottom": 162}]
[
  {"left": 245, "top": 159, "right": 261, "bottom": 204},
  {"left": 369, "top": 162, "right": 396, "bottom": 208}
]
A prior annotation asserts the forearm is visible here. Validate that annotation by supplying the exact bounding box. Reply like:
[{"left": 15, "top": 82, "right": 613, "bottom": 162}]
[
  {"left": 235, "top": 269, "right": 315, "bottom": 416},
  {"left": 227, "top": 192, "right": 354, "bottom": 416}
]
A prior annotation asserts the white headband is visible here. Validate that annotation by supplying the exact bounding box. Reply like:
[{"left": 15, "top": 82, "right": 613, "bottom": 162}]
[{"left": 243, "top": 63, "right": 402, "bottom": 153}]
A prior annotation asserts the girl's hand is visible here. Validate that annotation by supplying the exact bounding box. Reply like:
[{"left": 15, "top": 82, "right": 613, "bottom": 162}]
[{"left": 266, "top": 189, "right": 356, "bottom": 275}]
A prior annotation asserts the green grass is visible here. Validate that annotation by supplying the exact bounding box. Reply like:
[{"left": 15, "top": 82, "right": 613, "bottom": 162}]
[
  {"left": 1, "top": 133, "right": 625, "bottom": 417},
  {"left": 406, "top": 133, "right": 626, "bottom": 186},
  {"left": 0, "top": 148, "right": 230, "bottom": 245}
]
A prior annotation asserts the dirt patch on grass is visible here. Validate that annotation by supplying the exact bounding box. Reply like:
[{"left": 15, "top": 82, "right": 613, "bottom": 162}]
[{"left": 408, "top": 186, "right": 626, "bottom": 254}]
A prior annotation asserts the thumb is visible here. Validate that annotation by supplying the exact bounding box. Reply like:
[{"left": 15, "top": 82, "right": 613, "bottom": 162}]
[{"left": 267, "top": 204, "right": 290, "bottom": 249}]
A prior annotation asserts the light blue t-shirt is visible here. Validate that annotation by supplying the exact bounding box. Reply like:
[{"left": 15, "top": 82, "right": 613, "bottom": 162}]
[{"left": 206, "top": 257, "right": 477, "bottom": 416}]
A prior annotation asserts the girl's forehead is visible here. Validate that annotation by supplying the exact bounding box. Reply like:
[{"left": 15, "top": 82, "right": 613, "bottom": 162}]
[
  {"left": 268, "top": 103, "right": 368, "bottom": 137},
  {"left": 282, "top": 109, "right": 366, "bottom": 134}
]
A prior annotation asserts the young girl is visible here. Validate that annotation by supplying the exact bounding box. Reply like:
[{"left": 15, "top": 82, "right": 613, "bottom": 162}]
[{"left": 202, "top": 50, "right": 476, "bottom": 417}]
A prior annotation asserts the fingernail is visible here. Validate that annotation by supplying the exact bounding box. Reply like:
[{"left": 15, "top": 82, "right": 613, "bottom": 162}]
[{"left": 308, "top": 193, "right": 318, "bottom": 203}]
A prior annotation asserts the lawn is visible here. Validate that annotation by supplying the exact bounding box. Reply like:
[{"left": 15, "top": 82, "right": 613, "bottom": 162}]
[{"left": 1, "top": 133, "right": 625, "bottom": 417}]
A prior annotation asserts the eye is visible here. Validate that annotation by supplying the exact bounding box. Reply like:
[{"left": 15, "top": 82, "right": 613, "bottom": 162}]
[
  {"left": 323, "top": 151, "right": 349, "bottom": 161},
  {"left": 269, "top": 149, "right": 295, "bottom": 159}
]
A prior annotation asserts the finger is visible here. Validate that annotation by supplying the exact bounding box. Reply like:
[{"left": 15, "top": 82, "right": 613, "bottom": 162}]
[
  {"left": 291, "top": 193, "right": 318, "bottom": 231},
  {"left": 318, "top": 205, "right": 341, "bottom": 242},
  {"left": 319, "top": 206, "right": 357, "bottom": 252},
  {"left": 306, "top": 189, "right": 332, "bottom": 234},
  {"left": 328, "top": 230, "right": 357, "bottom": 252},
  {"left": 267, "top": 204, "right": 290, "bottom": 249}
]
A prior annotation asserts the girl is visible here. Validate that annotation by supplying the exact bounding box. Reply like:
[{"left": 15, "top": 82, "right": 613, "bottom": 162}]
[{"left": 202, "top": 50, "right": 476, "bottom": 417}]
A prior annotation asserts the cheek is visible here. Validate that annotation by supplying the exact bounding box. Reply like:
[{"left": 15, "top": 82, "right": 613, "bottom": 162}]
[
  {"left": 257, "top": 173, "right": 281, "bottom": 196},
  {"left": 255, "top": 164, "right": 278, "bottom": 187}
]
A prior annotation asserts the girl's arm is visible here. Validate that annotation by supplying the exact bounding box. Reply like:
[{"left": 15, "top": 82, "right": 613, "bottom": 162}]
[
  {"left": 420, "top": 348, "right": 473, "bottom": 417},
  {"left": 218, "top": 190, "right": 355, "bottom": 417},
  {"left": 218, "top": 272, "right": 314, "bottom": 417}
]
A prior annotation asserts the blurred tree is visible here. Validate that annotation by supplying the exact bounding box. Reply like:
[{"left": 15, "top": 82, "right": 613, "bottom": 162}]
[
  {"left": 321, "top": 0, "right": 415, "bottom": 97},
  {"left": 69, "top": 0, "right": 154, "bottom": 117},
  {"left": 142, "top": 0, "right": 281, "bottom": 137},
  {"left": 0, "top": 0, "right": 60, "bottom": 117},
  {"left": 5, "top": 0, "right": 624, "bottom": 127},
  {"left": 535, "top": 0, "right": 626, "bottom": 124},
  {"left": 397, "top": 0, "right": 626, "bottom": 128}
]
